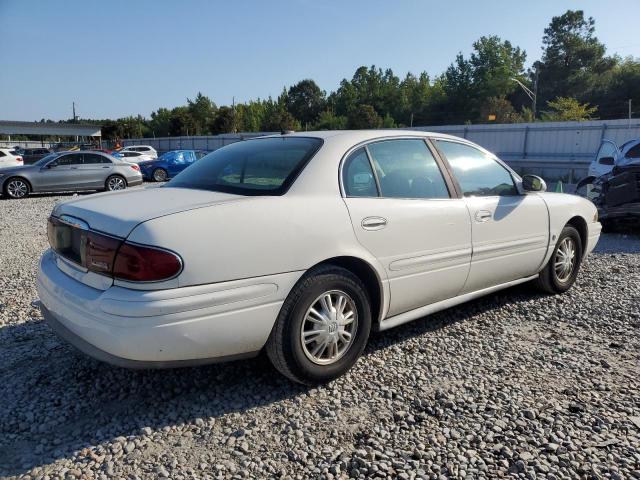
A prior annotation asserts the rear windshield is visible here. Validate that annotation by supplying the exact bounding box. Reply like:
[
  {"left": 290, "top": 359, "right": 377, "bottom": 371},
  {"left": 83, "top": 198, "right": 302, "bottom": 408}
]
[{"left": 168, "top": 137, "right": 323, "bottom": 195}]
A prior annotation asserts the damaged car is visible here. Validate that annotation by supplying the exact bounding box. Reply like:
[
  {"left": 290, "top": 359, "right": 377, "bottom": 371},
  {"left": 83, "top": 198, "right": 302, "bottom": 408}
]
[{"left": 577, "top": 138, "right": 640, "bottom": 230}]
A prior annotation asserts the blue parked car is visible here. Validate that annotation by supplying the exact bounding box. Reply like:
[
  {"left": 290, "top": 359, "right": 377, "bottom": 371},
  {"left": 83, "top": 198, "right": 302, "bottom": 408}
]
[{"left": 138, "top": 150, "right": 208, "bottom": 182}]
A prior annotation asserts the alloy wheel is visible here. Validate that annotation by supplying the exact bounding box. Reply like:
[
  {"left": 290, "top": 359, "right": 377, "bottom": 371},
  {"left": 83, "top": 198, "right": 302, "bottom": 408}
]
[
  {"left": 7, "top": 180, "right": 28, "bottom": 198},
  {"left": 153, "top": 169, "right": 167, "bottom": 182},
  {"left": 300, "top": 290, "right": 358, "bottom": 365},
  {"left": 107, "top": 177, "right": 126, "bottom": 191},
  {"left": 554, "top": 237, "right": 576, "bottom": 282}
]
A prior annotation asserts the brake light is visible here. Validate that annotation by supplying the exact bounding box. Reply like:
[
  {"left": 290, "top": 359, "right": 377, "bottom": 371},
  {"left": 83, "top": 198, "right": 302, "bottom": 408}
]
[
  {"left": 17, "top": 156, "right": 23, "bottom": 163},
  {"left": 85, "top": 231, "right": 120, "bottom": 274},
  {"left": 130, "top": 164, "right": 140, "bottom": 171},
  {"left": 48, "top": 216, "right": 182, "bottom": 282},
  {"left": 113, "top": 243, "right": 182, "bottom": 282}
]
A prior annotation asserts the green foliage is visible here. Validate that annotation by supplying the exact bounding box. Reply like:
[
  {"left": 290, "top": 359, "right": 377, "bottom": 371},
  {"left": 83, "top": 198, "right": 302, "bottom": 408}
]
[
  {"left": 314, "top": 110, "right": 347, "bottom": 130},
  {"left": 209, "top": 106, "right": 238, "bottom": 134},
  {"left": 542, "top": 97, "right": 598, "bottom": 121},
  {"left": 347, "top": 104, "right": 383, "bottom": 129},
  {"left": 286, "top": 79, "right": 326, "bottom": 127},
  {"left": 479, "top": 97, "right": 524, "bottom": 124},
  {"left": 187, "top": 92, "right": 217, "bottom": 135},
  {"left": 535, "top": 10, "right": 616, "bottom": 105}
]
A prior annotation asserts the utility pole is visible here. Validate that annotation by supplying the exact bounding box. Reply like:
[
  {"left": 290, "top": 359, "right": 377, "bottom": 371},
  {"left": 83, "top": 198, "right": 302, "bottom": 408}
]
[
  {"left": 629, "top": 99, "right": 632, "bottom": 127},
  {"left": 72, "top": 102, "right": 77, "bottom": 123},
  {"left": 410, "top": 113, "right": 414, "bottom": 128},
  {"left": 532, "top": 68, "right": 539, "bottom": 121}
]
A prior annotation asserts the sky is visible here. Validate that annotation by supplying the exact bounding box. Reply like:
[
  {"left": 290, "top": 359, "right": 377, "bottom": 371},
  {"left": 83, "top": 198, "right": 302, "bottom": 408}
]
[{"left": 1, "top": 0, "right": 639, "bottom": 121}]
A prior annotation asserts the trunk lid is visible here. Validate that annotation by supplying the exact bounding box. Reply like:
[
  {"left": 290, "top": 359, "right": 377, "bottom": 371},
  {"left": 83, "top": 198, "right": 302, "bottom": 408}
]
[{"left": 52, "top": 186, "right": 246, "bottom": 238}]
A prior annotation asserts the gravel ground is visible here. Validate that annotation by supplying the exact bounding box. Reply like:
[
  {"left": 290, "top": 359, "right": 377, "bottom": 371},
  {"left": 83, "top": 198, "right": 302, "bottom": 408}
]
[{"left": 1, "top": 192, "right": 639, "bottom": 480}]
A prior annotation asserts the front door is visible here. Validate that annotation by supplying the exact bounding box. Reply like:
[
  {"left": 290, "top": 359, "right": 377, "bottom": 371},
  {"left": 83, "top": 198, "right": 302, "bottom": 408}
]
[
  {"left": 342, "top": 139, "right": 472, "bottom": 317},
  {"left": 35, "top": 153, "right": 82, "bottom": 191},
  {"left": 433, "top": 139, "right": 549, "bottom": 293}
]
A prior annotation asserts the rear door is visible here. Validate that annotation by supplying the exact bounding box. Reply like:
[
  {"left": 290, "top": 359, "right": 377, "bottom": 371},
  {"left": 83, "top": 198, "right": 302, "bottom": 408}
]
[
  {"left": 434, "top": 139, "right": 548, "bottom": 293},
  {"left": 342, "top": 138, "right": 472, "bottom": 317},
  {"left": 79, "top": 153, "right": 113, "bottom": 188}
]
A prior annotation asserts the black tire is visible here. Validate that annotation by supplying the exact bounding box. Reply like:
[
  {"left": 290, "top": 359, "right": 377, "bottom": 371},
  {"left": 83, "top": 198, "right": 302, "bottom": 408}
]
[
  {"left": 105, "top": 175, "right": 127, "bottom": 191},
  {"left": 3, "top": 177, "right": 30, "bottom": 199},
  {"left": 266, "top": 265, "right": 372, "bottom": 385},
  {"left": 152, "top": 168, "right": 168, "bottom": 182},
  {"left": 534, "top": 225, "right": 583, "bottom": 294}
]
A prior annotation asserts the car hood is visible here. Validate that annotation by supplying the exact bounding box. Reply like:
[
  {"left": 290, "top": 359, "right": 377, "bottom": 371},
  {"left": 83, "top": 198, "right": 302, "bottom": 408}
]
[{"left": 52, "top": 186, "right": 247, "bottom": 238}]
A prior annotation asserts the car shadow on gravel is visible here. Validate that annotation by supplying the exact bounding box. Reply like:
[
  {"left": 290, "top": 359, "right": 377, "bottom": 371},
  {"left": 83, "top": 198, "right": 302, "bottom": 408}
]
[{"left": 0, "top": 284, "right": 539, "bottom": 476}]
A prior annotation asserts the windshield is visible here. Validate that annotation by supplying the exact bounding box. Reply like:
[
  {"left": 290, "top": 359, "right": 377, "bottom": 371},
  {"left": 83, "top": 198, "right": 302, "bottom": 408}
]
[
  {"left": 168, "top": 137, "right": 323, "bottom": 195},
  {"left": 34, "top": 152, "right": 60, "bottom": 166}
]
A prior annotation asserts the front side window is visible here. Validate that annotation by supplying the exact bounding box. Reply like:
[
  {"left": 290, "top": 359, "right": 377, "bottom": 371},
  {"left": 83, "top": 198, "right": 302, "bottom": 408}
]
[
  {"left": 343, "top": 148, "right": 378, "bottom": 197},
  {"left": 169, "top": 137, "right": 322, "bottom": 195},
  {"left": 55, "top": 154, "right": 82, "bottom": 166},
  {"left": 367, "top": 139, "right": 450, "bottom": 199},
  {"left": 436, "top": 140, "right": 517, "bottom": 196}
]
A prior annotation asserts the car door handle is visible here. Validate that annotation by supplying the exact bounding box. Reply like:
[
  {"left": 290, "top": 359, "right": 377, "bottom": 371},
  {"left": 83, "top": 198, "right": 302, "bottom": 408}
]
[
  {"left": 474, "top": 210, "right": 492, "bottom": 222},
  {"left": 70, "top": 167, "right": 78, "bottom": 170},
  {"left": 361, "top": 217, "right": 387, "bottom": 230}
]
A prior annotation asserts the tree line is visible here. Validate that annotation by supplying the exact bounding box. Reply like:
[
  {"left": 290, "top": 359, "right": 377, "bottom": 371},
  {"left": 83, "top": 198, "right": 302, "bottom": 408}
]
[{"left": 30, "top": 10, "right": 640, "bottom": 140}]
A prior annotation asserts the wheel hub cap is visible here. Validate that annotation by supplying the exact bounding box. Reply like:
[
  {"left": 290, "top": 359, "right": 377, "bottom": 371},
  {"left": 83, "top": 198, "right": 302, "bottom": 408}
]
[
  {"left": 301, "top": 290, "right": 358, "bottom": 365},
  {"left": 554, "top": 237, "right": 576, "bottom": 282}
]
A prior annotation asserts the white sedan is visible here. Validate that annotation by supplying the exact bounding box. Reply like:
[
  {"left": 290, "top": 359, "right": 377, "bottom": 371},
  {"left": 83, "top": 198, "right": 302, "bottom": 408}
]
[{"left": 37, "top": 131, "right": 601, "bottom": 384}]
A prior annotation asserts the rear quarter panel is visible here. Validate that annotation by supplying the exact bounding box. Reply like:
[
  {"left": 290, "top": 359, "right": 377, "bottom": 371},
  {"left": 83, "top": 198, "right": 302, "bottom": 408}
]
[{"left": 124, "top": 193, "right": 386, "bottom": 292}]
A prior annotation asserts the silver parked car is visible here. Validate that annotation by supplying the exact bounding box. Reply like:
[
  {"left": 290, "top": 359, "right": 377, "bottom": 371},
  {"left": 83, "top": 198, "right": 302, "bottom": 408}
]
[{"left": 0, "top": 151, "right": 143, "bottom": 199}]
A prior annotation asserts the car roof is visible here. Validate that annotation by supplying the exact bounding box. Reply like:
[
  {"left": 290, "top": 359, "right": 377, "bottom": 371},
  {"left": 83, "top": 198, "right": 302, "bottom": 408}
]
[{"left": 259, "top": 129, "right": 465, "bottom": 143}]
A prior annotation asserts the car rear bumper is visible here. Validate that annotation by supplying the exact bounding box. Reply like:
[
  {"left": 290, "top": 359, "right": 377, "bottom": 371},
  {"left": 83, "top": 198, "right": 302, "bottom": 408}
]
[
  {"left": 128, "top": 177, "right": 143, "bottom": 187},
  {"left": 37, "top": 249, "right": 302, "bottom": 368}
]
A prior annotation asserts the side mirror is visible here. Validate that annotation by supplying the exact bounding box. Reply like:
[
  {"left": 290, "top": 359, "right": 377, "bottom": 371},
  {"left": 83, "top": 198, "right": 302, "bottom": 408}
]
[
  {"left": 522, "top": 174, "right": 547, "bottom": 192},
  {"left": 599, "top": 156, "right": 615, "bottom": 166}
]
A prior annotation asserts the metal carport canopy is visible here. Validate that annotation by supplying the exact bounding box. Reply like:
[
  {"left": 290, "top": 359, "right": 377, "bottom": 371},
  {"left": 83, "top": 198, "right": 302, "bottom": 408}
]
[{"left": 0, "top": 120, "right": 101, "bottom": 137}]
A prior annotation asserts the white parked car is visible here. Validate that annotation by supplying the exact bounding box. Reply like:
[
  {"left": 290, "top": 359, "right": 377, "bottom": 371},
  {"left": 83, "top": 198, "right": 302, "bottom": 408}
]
[
  {"left": 0, "top": 148, "right": 24, "bottom": 168},
  {"left": 118, "top": 150, "right": 155, "bottom": 163},
  {"left": 120, "top": 145, "right": 158, "bottom": 159},
  {"left": 37, "top": 131, "right": 601, "bottom": 384}
]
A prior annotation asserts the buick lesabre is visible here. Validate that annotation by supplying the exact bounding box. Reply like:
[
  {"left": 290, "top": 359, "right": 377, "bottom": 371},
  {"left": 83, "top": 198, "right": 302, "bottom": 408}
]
[{"left": 37, "top": 131, "right": 601, "bottom": 384}]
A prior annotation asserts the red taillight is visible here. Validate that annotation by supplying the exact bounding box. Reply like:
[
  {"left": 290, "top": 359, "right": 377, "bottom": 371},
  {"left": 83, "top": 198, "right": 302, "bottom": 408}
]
[
  {"left": 17, "top": 157, "right": 23, "bottom": 163},
  {"left": 113, "top": 242, "right": 182, "bottom": 282},
  {"left": 85, "top": 231, "right": 120, "bottom": 274},
  {"left": 130, "top": 164, "right": 140, "bottom": 171}
]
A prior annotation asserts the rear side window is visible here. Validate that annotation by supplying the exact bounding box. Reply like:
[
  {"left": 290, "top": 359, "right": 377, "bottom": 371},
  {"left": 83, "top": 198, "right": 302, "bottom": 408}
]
[
  {"left": 367, "top": 139, "right": 450, "bottom": 199},
  {"left": 169, "top": 137, "right": 322, "bottom": 195},
  {"left": 435, "top": 140, "right": 517, "bottom": 196},
  {"left": 0, "top": 152, "right": 4, "bottom": 157},
  {"left": 55, "top": 154, "right": 82, "bottom": 166},
  {"left": 343, "top": 148, "right": 378, "bottom": 197},
  {"left": 84, "top": 153, "right": 111, "bottom": 164}
]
